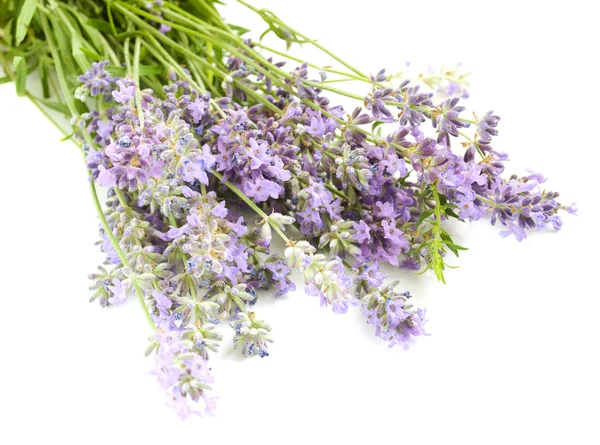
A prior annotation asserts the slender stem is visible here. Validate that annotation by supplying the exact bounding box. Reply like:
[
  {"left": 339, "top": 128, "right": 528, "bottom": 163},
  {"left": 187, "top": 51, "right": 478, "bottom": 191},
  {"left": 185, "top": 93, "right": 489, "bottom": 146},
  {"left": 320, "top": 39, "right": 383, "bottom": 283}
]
[
  {"left": 236, "top": 0, "right": 368, "bottom": 78},
  {"left": 252, "top": 42, "right": 368, "bottom": 83},
  {"left": 210, "top": 170, "right": 291, "bottom": 244},
  {"left": 58, "top": 3, "right": 120, "bottom": 65},
  {"left": 133, "top": 37, "right": 145, "bottom": 134},
  {"left": 432, "top": 187, "right": 443, "bottom": 227},
  {"left": 39, "top": 11, "right": 155, "bottom": 330},
  {"left": 141, "top": 35, "right": 225, "bottom": 118},
  {"left": 115, "top": 2, "right": 409, "bottom": 154},
  {"left": 168, "top": 213, "right": 178, "bottom": 228},
  {"left": 476, "top": 194, "right": 508, "bottom": 209},
  {"left": 121, "top": 7, "right": 274, "bottom": 115},
  {"left": 230, "top": 293, "right": 248, "bottom": 314},
  {"left": 124, "top": 34, "right": 132, "bottom": 74},
  {"left": 39, "top": 12, "right": 78, "bottom": 117},
  {"left": 113, "top": 187, "right": 129, "bottom": 208},
  {"left": 459, "top": 130, "right": 485, "bottom": 158},
  {"left": 430, "top": 186, "right": 446, "bottom": 283}
]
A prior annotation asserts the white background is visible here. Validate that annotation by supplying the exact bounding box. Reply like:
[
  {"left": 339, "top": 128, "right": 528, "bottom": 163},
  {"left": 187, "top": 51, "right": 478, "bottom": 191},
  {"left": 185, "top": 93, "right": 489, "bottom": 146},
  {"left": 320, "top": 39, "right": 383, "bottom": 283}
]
[{"left": 1, "top": 0, "right": 599, "bottom": 444}]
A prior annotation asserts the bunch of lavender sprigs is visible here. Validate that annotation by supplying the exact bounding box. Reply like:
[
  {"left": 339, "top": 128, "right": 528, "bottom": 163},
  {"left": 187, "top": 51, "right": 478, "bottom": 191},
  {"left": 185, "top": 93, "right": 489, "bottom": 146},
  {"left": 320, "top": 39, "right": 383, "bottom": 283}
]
[{"left": 1, "top": 0, "right": 575, "bottom": 419}]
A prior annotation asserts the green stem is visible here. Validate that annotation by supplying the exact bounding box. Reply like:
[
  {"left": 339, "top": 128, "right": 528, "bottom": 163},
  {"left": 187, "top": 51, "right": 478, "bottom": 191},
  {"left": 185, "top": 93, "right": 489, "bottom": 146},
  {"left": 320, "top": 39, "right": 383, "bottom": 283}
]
[
  {"left": 230, "top": 293, "right": 248, "bottom": 314},
  {"left": 210, "top": 170, "right": 291, "bottom": 244},
  {"left": 431, "top": 186, "right": 446, "bottom": 283},
  {"left": 252, "top": 42, "right": 368, "bottom": 83},
  {"left": 39, "top": 12, "right": 78, "bottom": 117},
  {"left": 90, "top": 183, "right": 156, "bottom": 329},
  {"left": 236, "top": 0, "right": 368, "bottom": 78},
  {"left": 133, "top": 37, "right": 145, "bottom": 134},
  {"left": 432, "top": 187, "right": 443, "bottom": 227},
  {"left": 476, "top": 194, "right": 508, "bottom": 209},
  {"left": 39, "top": 11, "right": 155, "bottom": 331},
  {"left": 115, "top": 2, "right": 410, "bottom": 155}
]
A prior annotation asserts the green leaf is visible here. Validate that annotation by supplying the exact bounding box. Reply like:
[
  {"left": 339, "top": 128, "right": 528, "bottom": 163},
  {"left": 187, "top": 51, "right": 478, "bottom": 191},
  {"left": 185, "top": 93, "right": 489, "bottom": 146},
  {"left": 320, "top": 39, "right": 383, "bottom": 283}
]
[
  {"left": 71, "top": 35, "right": 90, "bottom": 72},
  {"left": 47, "top": 13, "right": 76, "bottom": 75},
  {"left": 229, "top": 24, "right": 251, "bottom": 36},
  {"left": 445, "top": 207, "right": 460, "bottom": 219},
  {"left": 415, "top": 209, "right": 434, "bottom": 229},
  {"left": 14, "top": 0, "right": 37, "bottom": 46},
  {"left": 80, "top": 46, "right": 103, "bottom": 61},
  {"left": 4, "top": 18, "right": 14, "bottom": 46},
  {"left": 106, "top": 2, "right": 118, "bottom": 35},
  {"left": 39, "top": 59, "right": 49, "bottom": 97},
  {"left": 445, "top": 241, "right": 468, "bottom": 251},
  {"left": 60, "top": 132, "right": 74, "bottom": 141},
  {"left": 438, "top": 193, "right": 448, "bottom": 206},
  {"left": 85, "top": 18, "right": 115, "bottom": 34},
  {"left": 259, "top": 28, "right": 271, "bottom": 42},
  {"left": 115, "top": 30, "right": 146, "bottom": 40},
  {"left": 106, "top": 64, "right": 164, "bottom": 76},
  {"left": 12, "top": 55, "right": 26, "bottom": 96},
  {"left": 371, "top": 121, "right": 385, "bottom": 133},
  {"left": 445, "top": 243, "right": 459, "bottom": 257},
  {"left": 35, "top": 97, "right": 71, "bottom": 114}
]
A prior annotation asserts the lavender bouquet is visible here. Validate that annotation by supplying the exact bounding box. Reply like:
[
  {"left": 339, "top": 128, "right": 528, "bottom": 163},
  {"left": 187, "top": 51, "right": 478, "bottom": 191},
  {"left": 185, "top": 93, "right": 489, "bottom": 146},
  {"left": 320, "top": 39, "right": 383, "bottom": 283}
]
[{"left": 0, "top": 0, "right": 575, "bottom": 419}]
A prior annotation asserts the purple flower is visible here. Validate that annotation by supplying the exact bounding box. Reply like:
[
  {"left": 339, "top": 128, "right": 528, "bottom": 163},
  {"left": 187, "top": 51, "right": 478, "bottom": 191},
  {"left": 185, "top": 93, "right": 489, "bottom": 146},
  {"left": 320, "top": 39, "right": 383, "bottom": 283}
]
[
  {"left": 181, "top": 157, "right": 209, "bottom": 184},
  {"left": 499, "top": 221, "right": 527, "bottom": 242},
  {"left": 107, "top": 278, "right": 128, "bottom": 305},
  {"left": 353, "top": 220, "right": 371, "bottom": 243},
  {"left": 151, "top": 320, "right": 216, "bottom": 419},
  {"left": 247, "top": 138, "right": 269, "bottom": 170},
  {"left": 381, "top": 152, "right": 408, "bottom": 177},
  {"left": 306, "top": 112, "right": 326, "bottom": 138},
  {"left": 96, "top": 120, "right": 114, "bottom": 138},
  {"left": 246, "top": 178, "right": 281, "bottom": 201},
  {"left": 211, "top": 201, "right": 228, "bottom": 218},
  {"left": 360, "top": 284, "right": 428, "bottom": 349},
  {"left": 477, "top": 110, "right": 500, "bottom": 143},
  {"left": 456, "top": 194, "right": 482, "bottom": 220},
  {"left": 97, "top": 165, "right": 117, "bottom": 188},
  {"left": 187, "top": 97, "right": 207, "bottom": 122},
  {"left": 433, "top": 97, "right": 468, "bottom": 138},
  {"left": 180, "top": 145, "right": 215, "bottom": 185},
  {"left": 112, "top": 80, "right": 136, "bottom": 103},
  {"left": 374, "top": 201, "right": 397, "bottom": 218},
  {"left": 381, "top": 220, "right": 409, "bottom": 250},
  {"left": 230, "top": 312, "right": 273, "bottom": 357},
  {"left": 152, "top": 290, "right": 173, "bottom": 310},
  {"left": 77, "top": 60, "right": 115, "bottom": 98}
]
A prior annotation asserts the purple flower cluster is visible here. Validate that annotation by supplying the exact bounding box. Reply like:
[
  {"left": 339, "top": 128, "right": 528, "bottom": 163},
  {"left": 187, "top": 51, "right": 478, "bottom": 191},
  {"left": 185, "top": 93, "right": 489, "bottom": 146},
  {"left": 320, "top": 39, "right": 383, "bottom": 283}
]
[
  {"left": 152, "top": 319, "right": 217, "bottom": 419},
  {"left": 355, "top": 263, "right": 428, "bottom": 349},
  {"left": 210, "top": 110, "right": 294, "bottom": 202},
  {"left": 76, "top": 60, "right": 115, "bottom": 100}
]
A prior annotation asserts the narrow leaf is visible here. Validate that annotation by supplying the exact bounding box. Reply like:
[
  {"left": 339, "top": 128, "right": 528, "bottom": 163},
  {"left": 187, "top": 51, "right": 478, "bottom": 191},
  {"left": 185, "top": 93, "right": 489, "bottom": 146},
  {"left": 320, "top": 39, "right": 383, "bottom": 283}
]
[
  {"left": 229, "top": 24, "right": 251, "bottom": 35},
  {"left": 107, "top": 64, "right": 163, "bottom": 76},
  {"left": 415, "top": 209, "right": 434, "bottom": 229},
  {"left": 5, "top": 18, "right": 14, "bottom": 46},
  {"left": 15, "top": 0, "right": 37, "bottom": 46},
  {"left": 12, "top": 55, "right": 27, "bottom": 96},
  {"left": 35, "top": 97, "right": 71, "bottom": 114},
  {"left": 80, "top": 47, "right": 103, "bottom": 61},
  {"left": 71, "top": 35, "right": 90, "bottom": 72},
  {"left": 85, "top": 18, "right": 114, "bottom": 34}
]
